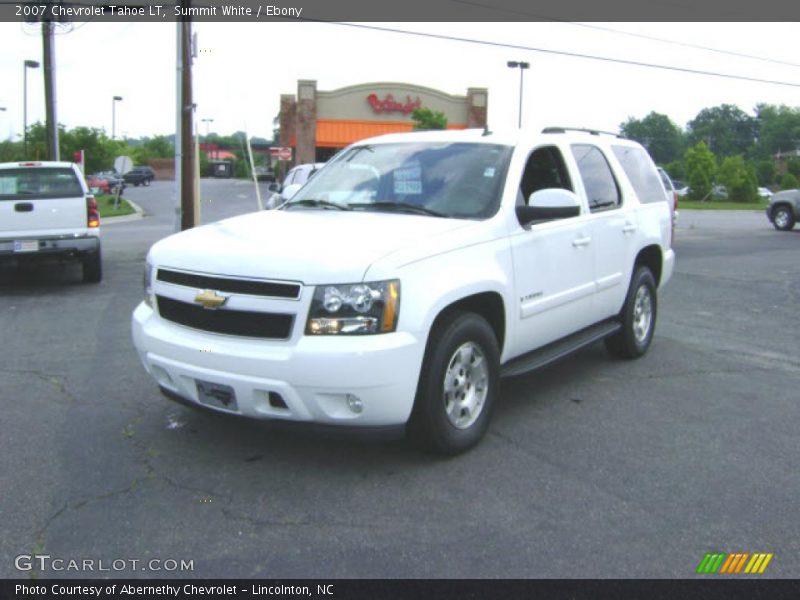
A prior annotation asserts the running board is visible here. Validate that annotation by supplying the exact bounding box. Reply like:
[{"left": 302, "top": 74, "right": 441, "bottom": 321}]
[{"left": 501, "top": 320, "right": 621, "bottom": 378}]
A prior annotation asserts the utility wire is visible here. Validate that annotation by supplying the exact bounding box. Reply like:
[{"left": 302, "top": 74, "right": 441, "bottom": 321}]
[
  {"left": 323, "top": 22, "right": 800, "bottom": 89},
  {"left": 450, "top": 0, "right": 800, "bottom": 69}
]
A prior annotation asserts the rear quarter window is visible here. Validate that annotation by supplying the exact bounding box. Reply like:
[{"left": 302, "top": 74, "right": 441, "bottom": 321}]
[
  {"left": 0, "top": 167, "right": 83, "bottom": 200},
  {"left": 612, "top": 145, "right": 666, "bottom": 204}
]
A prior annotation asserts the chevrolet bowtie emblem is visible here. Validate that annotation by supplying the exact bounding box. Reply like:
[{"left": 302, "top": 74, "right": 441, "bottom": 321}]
[{"left": 194, "top": 289, "right": 228, "bottom": 310}]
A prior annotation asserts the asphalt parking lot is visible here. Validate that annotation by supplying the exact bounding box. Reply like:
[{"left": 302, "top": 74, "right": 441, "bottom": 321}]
[{"left": 1, "top": 180, "right": 798, "bottom": 579}]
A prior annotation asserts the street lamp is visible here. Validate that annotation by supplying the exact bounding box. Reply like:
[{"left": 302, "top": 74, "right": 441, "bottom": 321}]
[
  {"left": 23, "top": 59, "right": 40, "bottom": 157},
  {"left": 112, "top": 96, "right": 123, "bottom": 139},
  {"left": 201, "top": 117, "right": 214, "bottom": 137},
  {"left": 507, "top": 60, "right": 530, "bottom": 129}
]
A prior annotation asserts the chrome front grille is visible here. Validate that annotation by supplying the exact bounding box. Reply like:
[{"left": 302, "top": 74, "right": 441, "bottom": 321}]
[{"left": 154, "top": 269, "right": 302, "bottom": 339}]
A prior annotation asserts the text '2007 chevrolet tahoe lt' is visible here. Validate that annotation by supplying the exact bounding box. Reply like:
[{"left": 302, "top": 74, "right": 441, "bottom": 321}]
[{"left": 132, "top": 127, "right": 675, "bottom": 454}]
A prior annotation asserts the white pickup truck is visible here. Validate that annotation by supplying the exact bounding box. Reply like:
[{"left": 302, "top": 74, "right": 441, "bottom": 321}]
[
  {"left": 0, "top": 161, "right": 102, "bottom": 283},
  {"left": 132, "top": 128, "right": 675, "bottom": 454}
]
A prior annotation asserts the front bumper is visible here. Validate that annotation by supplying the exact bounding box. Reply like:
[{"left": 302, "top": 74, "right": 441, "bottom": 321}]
[{"left": 132, "top": 302, "right": 426, "bottom": 428}]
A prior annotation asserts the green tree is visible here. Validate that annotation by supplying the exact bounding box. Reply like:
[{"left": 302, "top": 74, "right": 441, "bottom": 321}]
[
  {"left": 619, "top": 111, "right": 685, "bottom": 165},
  {"left": 132, "top": 135, "right": 174, "bottom": 164},
  {"left": 785, "top": 158, "right": 800, "bottom": 179},
  {"left": 754, "top": 104, "right": 800, "bottom": 159},
  {"left": 26, "top": 122, "right": 130, "bottom": 173},
  {"left": 411, "top": 107, "right": 447, "bottom": 130},
  {"left": 780, "top": 172, "right": 798, "bottom": 190},
  {"left": 718, "top": 156, "right": 757, "bottom": 202},
  {"left": 687, "top": 104, "right": 757, "bottom": 158},
  {"left": 664, "top": 160, "right": 685, "bottom": 181},
  {"left": 684, "top": 142, "right": 717, "bottom": 201},
  {"left": 754, "top": 159, "right": 777, "bottom": 187}
]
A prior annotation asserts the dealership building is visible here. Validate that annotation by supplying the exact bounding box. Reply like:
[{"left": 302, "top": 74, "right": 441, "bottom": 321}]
[{"left": 279, "top": 80, "right": 488, "bottom": 164}]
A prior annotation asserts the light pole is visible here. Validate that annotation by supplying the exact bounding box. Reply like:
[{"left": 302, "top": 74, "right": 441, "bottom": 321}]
[
  {"left": 201, "top": 118, "right": 214, "bottom": 159},
  {"left": 507, "top": 60, "right": 529, "bottom": 129},
  {"left": 23, "top": 59, "right": 40, "bottom": 157},
  {"left": 112, "top": 96, "right": 123, "bottom": 139}
]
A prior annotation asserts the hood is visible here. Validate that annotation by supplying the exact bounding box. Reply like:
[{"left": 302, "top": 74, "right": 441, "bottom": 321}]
[{"left": 149, "top": 209, "right": 476, "bottom": 284}]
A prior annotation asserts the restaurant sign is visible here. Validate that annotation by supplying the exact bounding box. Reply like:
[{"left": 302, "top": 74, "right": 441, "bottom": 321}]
[{"left": 367, "top": 93, "right": 422, "bottom": 115}]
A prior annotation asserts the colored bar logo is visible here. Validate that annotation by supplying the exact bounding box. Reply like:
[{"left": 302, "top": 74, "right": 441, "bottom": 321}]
[{"left": 697, "top": 552, "right": 773, "bottom": 574}]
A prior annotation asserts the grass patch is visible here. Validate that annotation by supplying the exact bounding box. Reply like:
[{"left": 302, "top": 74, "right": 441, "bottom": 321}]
[
  {"left": 97, "top": 194, "right": 136, "bottom": 218},
  {"left": 680, "top": 199, "right": 767, "bottom": 211}
]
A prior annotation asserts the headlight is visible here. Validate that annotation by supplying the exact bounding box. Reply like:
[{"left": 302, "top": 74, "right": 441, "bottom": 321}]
[
  {"left": 143, "top": 262, "right": 155, "bottom": 307},
  {"left": 306, "top": 280, "right": 400, "bottom": 335}
]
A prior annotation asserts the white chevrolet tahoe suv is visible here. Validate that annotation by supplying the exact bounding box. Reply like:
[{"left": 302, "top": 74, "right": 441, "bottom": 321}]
[
  {"left": 0, "top": 161, "right": 102, "bottom": 283},
  {"left": 132, "top": 128, "right": 675, "bottom": 454}
]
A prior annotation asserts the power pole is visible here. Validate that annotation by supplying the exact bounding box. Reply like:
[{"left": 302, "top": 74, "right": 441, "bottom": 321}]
[
  {"left": 42, "top": 21, "right": 59, "bottom": 160},
  {"left": 176, "top": 5, "right": 195, "bottom": 231}
]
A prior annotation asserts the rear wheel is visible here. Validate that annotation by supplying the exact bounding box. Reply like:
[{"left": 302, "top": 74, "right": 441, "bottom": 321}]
[
  {"left": 409, "top": 311, "right": 499, "bottom": 455},
  {"left": 772, "top": 206, "right": 795, "bottom": 231},
  {"left": 82, "top": 249, "right": 102, "bottom": 283},
  {"left": 605, "top": 266, "right": 656, "bottom": 359}
]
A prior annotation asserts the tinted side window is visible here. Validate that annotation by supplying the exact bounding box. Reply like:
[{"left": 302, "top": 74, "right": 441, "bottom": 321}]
[
  {"left": 613, "top": 145, "right": 667, "bottom": 204},
  {"left": 284, "top": 168, "right": 299, "bottom": 185},
  {"left": 519, "top": 145, "right": 572, "bottom": 205},
  {"left": 570, "top": 144, "right": 620, "bottom": 211}
]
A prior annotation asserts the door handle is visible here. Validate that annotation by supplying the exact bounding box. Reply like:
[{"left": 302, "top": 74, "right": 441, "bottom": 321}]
[
  {"left": 622, "top": 222, "right": 637, "bottom": 234},
  {"left": 15, "top": 202, "right": 34, "bottom": 212},
  {"left": 572, "top": 236, "right": 592, "bottom": 247}
]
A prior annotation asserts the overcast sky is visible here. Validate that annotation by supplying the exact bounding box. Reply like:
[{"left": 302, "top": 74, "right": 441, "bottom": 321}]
[{"left": 1, "top": 21, "right": 799, "bottom": 142}]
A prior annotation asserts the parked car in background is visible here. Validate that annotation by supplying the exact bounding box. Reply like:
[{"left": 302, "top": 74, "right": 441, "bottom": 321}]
[
  {"left": 758, "top": 187, "right": 773, "bottom": 201},
  {"left": 123, "top": 166, "right": 156, "bottom": 186},
  {"left": 265, "top": 162, "right": 326, "bottom": 208},
  {"left": 0, "top": 161, "right": 102, "bottom": 282},
  {"left": 766, "top": 189, "right": 800, "bottom": 231},
  {"left": 95, "top": 170, "right": 126, "bottom": 194},
  {"left": 86, "top": 174, "right": 111, "bottom": 195}
]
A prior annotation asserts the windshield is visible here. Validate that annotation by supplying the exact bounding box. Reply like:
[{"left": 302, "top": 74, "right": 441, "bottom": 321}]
[{"left": 285, "top": 141, "right": 513, "bottom": 219}]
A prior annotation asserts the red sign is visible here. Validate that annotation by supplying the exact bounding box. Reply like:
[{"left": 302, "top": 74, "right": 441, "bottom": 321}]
[
  {"left": 367, "top": 93, "right": 422, "bottom": 115},
  {"left": 270, "top": 147, "right": 292, "bottom": 161}
]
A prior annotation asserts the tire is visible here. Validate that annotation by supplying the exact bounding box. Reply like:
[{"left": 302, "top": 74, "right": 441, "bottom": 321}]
[
  {"left": 409, "top": 311, "right": 499, "bottom": 455},
  {"left": 82, "top": 249, "right": 102, "bottom": 284},
  {"left": 605, "top": 266, "right": 657, "bottom": 359},
  {"left": 771, "top": 206, "right": 795, "bottom": 231},
  {"left": 144, "top": 178, "right": 151, "bottom": 187}
]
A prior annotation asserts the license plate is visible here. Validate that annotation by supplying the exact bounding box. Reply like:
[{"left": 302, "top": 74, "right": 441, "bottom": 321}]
[
  {"left": 14, "top": 240, "right": 39, "bottom": 253},
  {"left": 196, "top": 380, "right": 238, "bottom": 411}
]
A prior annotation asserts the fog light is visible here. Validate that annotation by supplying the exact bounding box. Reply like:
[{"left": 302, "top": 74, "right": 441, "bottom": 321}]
[{"left": 346, "top": 394, "right": 363, "bottom": 414}]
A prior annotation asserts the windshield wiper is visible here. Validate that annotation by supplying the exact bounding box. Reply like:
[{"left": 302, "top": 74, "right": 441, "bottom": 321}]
[
  {"left": 286, "top": 198, "right": 351, "bottom": 211},
  {"left": 350, "top": 202, "right": 446, "bottom": 218}
]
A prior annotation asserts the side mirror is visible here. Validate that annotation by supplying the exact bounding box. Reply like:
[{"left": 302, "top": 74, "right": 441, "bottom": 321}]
[
  {"left": 516, "top": 188, "right": 581, "bottom": 226},
  {"left": 281, "top": 183, "right": 302, "bottom": 201},
  {"left": 267, "top": 182, "right": 280, "bottom": 193}
]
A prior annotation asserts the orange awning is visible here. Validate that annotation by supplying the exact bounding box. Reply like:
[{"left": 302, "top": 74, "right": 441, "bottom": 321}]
[{"left": 312, "top": 119, "right": 466, "bottom": 148}]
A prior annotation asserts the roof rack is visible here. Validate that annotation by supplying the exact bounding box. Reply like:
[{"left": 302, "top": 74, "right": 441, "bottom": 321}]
[{"left": 542, "top": 126, "right": 623, "bottom": 138}]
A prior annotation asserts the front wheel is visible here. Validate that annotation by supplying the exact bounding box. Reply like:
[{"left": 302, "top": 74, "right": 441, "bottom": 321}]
[
  {"left": 605, "top": 266, "right": 657, "bottom": 359},
  {"left": 409, "top": 311, "right": 499, "bottom": 455},
  {"left": 772, "top": 206, "right": 795, "bottom": 231}
]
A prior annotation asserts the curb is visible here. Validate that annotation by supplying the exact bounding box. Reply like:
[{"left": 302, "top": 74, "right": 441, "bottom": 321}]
[{"left": 102, "top": 198, "right": 145, "bottom": 224}]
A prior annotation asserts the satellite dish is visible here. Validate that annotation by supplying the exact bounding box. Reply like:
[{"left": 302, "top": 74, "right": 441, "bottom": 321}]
[{"left": 114, "top": 155, "right": 134, "bottom": 175}]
